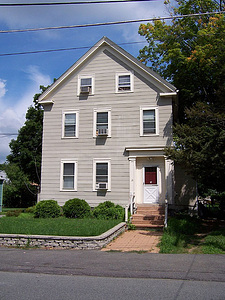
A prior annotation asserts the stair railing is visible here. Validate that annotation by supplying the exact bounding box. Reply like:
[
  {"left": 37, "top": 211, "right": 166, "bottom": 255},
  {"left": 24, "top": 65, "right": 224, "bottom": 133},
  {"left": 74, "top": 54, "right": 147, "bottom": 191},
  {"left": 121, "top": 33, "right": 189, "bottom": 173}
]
[
  {"left": 125, "top": 193, "right": 135, "bottom": 222},
  {"left": 164, "top": 199, "right": 168, "bottom": 228}
]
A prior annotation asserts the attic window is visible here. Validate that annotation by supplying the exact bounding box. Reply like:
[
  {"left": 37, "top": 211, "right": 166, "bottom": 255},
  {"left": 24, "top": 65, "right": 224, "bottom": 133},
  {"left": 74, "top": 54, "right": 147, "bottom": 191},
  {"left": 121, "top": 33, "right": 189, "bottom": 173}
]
[
  {"left": 78, "top": 75, "right": 94, "bottom": 95},
  {"left": 116, "top": 72, "right": 133, "bottom": 93}
]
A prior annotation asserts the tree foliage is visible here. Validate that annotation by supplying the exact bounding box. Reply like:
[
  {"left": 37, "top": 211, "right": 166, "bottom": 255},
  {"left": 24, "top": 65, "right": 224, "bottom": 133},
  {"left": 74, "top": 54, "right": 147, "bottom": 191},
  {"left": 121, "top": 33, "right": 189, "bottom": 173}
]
[
  {"left": 0, "top": 163, "right": 36, "bottom": 208},
  {"left": 7, "top": 86, "right": 47, "bottom": 184},
  {"left": 139, "top": 0, "right": 224, "bottom": 120},
  {"left": 1, "top": 85, "right": 48, "bottom": 207},
  {"left": 138, "top": 0, "right": 225, "bottom": 193}
]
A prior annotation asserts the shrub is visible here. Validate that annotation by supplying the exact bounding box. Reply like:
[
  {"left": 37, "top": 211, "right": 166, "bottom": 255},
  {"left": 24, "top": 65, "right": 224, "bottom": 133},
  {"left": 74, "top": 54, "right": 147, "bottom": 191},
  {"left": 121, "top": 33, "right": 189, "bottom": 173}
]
[
  {"left": 35, "top": 200, "right": 61, "bottom": 218},
  {"left": 93, "top": 201, "right": 124, "bottom": 220},
  {"left": 25, "top": 206, "right": 36, "bottom": 214},
  {"left": 63, "top": 198, "right": 91, "bottom": 218},
  {"left": 6, "top": 209, "right": 23, "bottom": 217}
]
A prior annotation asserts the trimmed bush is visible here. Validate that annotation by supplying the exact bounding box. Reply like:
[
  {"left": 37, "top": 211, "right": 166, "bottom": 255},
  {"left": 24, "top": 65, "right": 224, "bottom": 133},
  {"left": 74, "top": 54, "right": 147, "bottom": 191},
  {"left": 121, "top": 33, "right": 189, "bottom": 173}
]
[
  {"left": 35, "top": 200, "right": 61, "bottom": 218},
  {"left": 63, "top": 198, "right": 91, "bottom": 218},
  {"left": 6, "top": 209, "right": 23, "bottom": 217},
  {"left": 25, "top": 206, "right": 36, "bottom": 214},
  {"left": 93, "top": 201, "right": 124, "bottom": 220}
]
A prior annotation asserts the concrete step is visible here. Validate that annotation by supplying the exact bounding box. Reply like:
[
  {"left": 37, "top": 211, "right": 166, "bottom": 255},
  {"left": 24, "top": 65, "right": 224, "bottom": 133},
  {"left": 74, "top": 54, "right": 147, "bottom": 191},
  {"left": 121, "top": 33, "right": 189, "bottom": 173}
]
[
  {"left": 133, "top": 223, "right": 164, "bottom": 228},
  {"left": 132, "top": 215, "right": 164, "bottom": 221},
  {"left": 132, "top": 205, "right": 165, "bottom": 228}
]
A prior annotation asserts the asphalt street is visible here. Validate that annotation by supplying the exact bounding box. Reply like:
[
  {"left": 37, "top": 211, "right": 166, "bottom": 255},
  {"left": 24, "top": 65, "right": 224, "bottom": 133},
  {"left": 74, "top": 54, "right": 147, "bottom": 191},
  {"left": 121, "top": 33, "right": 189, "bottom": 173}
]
[{"left": 0, "top": 248, "right": 224, "bottom": 299}]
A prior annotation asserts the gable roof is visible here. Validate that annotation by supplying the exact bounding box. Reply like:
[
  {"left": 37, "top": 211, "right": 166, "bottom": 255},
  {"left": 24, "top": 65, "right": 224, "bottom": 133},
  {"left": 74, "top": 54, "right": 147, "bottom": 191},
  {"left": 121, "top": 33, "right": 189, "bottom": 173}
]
[{"left": 38, "top": 36, "right": 177, "bottom": 103}]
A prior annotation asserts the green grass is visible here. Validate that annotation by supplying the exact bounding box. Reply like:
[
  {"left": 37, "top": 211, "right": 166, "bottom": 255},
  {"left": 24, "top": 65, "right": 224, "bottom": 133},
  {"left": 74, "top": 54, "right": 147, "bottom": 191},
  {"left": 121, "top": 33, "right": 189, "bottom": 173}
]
[
  {"left": 0, "top": 214, "right": 122, "bottom": 236},
  {"left": 160, "top": 214, "right": 225, "bottom": 254}
]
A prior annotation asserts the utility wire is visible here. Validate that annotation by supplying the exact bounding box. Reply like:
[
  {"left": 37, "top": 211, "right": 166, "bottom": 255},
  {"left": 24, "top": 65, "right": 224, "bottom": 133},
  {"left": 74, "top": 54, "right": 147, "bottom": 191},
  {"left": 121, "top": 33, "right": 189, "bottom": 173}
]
[
  {"left": 0, "top": 41, "right": 146, "bottom": 57},
  {"left": 0, "top": 11, "right": 224, "bottom": 34},
  {"left": 0, "top": 0, "right": 155, "bottom": 6},
  {"left": 0, "top": 133, "right": 18, "bottom": 136}
]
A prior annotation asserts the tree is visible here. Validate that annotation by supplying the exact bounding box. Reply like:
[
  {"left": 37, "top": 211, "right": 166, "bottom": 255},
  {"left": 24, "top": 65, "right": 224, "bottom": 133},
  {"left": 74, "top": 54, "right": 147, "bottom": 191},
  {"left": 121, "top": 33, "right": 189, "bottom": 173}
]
[
  {"left": 7, "top": 85, "right": 47, "bottom": 184},
  {"left": 0, "top": 163, "right": 36, "bottom": 207},
  {"left": 166, "top": 102, "right": 225, "bottom": 193},
  {"left": 138, "top": 0, "right": 225, "bottom": 193},
  {"left": 2, "top": 85, "right": 48, "bottom": 207}
]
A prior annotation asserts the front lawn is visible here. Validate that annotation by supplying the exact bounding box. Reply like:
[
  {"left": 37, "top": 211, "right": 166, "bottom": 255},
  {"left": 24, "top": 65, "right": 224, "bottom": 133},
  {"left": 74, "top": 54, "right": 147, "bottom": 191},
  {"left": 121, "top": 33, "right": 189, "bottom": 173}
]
[
  {"left": 0, "top": 215, "right": 122, "bottom": 236},
  {"left": 160, "top": 214, "right": 225, "bottom": 254}
]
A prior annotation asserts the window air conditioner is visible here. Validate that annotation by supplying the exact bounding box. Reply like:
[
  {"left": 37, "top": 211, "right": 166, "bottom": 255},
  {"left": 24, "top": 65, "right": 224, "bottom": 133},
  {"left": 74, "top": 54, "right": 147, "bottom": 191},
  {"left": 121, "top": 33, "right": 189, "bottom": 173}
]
[
  {"left": 96, "top": 182, "right": 108, "bottom": 190},
  {"left": 96, "top": 128, "right": 108, "bottom": 136},
  {"left": 80, "top": 86, "right": 90, "bottom": 94}
]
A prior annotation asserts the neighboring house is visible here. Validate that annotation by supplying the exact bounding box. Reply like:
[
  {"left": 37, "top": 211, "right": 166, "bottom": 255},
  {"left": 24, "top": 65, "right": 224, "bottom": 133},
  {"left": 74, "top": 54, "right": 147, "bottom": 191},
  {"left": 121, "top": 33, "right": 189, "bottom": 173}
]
[{"left": 38, "top": 36, "right": 196, "bottom": 210}]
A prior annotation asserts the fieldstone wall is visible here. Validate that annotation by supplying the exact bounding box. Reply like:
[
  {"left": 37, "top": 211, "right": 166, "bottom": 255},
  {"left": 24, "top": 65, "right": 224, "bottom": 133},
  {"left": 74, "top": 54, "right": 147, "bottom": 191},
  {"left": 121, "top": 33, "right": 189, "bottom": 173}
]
[{"left": 0, "top": 222, "right": 126, "bottom": 250}]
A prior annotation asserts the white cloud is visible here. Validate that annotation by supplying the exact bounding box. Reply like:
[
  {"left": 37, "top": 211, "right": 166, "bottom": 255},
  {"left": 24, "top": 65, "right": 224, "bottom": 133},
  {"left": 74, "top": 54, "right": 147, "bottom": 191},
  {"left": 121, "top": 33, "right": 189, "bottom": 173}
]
[
  {"left": 0, "top": 67, "right": 52, "bottom": 163},
  {"left": 0, "top": 0, "right": 167, "bottom": 39},
  {"left": 0, "top": 79, "right": 7, "bottom": 100}
]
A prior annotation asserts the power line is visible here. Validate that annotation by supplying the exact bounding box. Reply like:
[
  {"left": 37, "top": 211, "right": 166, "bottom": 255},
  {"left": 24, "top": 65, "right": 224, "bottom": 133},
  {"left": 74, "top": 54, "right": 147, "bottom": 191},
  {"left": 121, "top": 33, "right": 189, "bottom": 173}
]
[
  {"left": 0, "top": 41, "right": 145, "bottom": 57},
  {"left": 0, "top": 0, "right": 155, "bottom": 6},
  {"left": 0, "top": 11, "right": 224, "bottom": 34},
  {"left": 0, "top": 133, "right": 18, "bottom": 136}
]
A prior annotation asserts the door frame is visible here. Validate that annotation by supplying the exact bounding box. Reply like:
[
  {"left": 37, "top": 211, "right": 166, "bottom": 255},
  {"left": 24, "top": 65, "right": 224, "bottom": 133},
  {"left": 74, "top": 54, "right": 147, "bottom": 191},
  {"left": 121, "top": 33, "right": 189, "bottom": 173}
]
[{"left": 143, "top": 165, "right": 160, "bottom": 203}]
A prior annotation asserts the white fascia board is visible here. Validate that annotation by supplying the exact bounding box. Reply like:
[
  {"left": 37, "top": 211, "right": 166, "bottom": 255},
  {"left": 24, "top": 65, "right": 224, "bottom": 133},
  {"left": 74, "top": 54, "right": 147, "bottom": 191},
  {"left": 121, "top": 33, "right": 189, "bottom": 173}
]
[
  {"left": 160, "top": 91, "right": 178, "bottom": 97},
  {"left": 38, "top": 36, "right": 176, "bottom": 101},
  {"left": 125, "top": 147, "right": 165, "bottom": 152},
  {"left": 39, "top": 99, "right": 54, "bottom": 105},
  {"left": 105, "top": 38, "right": 176, "bottom": 93},
  {"left": 38, "top": 38, "right": 106, "bottom": 102}
]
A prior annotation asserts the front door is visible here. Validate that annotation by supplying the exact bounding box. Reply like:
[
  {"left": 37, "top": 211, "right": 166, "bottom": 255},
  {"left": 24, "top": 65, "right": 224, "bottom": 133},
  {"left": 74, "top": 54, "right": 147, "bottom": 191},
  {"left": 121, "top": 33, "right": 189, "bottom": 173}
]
[{"left": 144, "top": 166, "right": 159, "bottom": 203}]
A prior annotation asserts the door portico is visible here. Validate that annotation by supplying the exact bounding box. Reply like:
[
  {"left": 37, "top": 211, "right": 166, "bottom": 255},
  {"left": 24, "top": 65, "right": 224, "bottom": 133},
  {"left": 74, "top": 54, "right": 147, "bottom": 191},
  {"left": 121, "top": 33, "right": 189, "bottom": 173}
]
[{"left": 127, "top": 147, "right": 174, "bottom": 206}]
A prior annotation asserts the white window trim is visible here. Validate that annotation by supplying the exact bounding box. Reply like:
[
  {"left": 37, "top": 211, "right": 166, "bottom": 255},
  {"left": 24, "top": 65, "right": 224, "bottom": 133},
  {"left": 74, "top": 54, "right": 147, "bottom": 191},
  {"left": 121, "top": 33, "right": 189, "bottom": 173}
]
[
  {"left": 60, "top": 160, "right": 78, "bottom": 191},
  {"left": 140, "top": 106, "right": 159, "bottom": 136},
  {"left": 93, "top": 158, "right": 111, "bottom": 191},
  {"left": 93, "top": 108, "right": 111, "bottom": 138},
  {"left": 62, "top": 110, "right": 79, "bottom": 138},
  {"left": 77, "top": 75, "right": 95, "bottom": 96},
  {"left": 115, "top": 71, "right": 134, "bottom": 93}
]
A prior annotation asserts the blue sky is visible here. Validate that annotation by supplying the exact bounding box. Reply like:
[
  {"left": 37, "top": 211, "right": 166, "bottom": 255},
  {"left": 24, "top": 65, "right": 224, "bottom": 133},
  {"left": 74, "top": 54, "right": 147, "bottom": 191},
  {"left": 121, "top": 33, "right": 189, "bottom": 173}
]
[{"left": 0, "top": 0, "right": 170, "bottom": 163}]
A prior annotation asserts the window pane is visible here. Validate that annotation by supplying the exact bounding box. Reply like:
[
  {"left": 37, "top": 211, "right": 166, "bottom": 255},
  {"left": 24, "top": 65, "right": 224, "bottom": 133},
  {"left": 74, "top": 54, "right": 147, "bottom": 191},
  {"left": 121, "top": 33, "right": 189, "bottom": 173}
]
[
  {"left": 145, "top": 167, "right": 157, "bottom": 184},
  {"left": 97, "top": 112, "right": 108, "bottom": 131},
  {"left": 119, "top": 75, "right": 130, "bottom": 86},
  {"left": 96, "top": 163, "right": 108, "bottom": 183},
  {"left": 63, "top": 163, "right": 75, "bottom": 189},
  {"left": 63, "top": 176, "right": 74, "bottom": 189},
  {"left": 97, "top": 112, "right": 108, "bottom": 124},
  {"left": 143, "top": 110, "right": 156, "bottom": 134},
  {"left": 65, "top": 114, "right": 76, "bottom": 137},
  {"left": 81, "top": 78, "right": 92, "bottom": 86},
  {"left": 64, "top": 163, "right": 74, "bottom": 175}
]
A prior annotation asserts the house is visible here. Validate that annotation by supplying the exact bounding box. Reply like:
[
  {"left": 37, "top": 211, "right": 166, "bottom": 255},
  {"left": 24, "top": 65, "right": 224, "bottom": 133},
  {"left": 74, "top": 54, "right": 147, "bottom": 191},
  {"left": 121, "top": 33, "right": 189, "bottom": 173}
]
[{"left": 38, "top": 37, "right": 196, "bottom": 218}]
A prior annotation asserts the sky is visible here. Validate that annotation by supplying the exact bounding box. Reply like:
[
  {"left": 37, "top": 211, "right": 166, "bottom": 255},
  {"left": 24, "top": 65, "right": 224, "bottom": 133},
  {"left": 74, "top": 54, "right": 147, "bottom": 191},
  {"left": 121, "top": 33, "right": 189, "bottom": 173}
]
[{"left": 0, "top": 0, "right": 171, "bottom": 163}]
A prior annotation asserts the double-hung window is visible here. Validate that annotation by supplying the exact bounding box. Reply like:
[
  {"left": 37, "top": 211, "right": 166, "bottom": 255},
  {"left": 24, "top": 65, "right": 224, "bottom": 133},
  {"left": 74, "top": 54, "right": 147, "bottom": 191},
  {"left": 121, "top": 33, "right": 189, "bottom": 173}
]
[
  {"left": 93, "top": 159, "right": 111, "bottom": 191},
  {"left": 78, "top": 75, "right": 94, "bottom": 95},
  {"left": 60, "top": 160, "right": 77, "bottom": 191},
  {"left": 93, "top": 109, "right": 111, "bottom": 137},
  {"left": 62, "top": 111, "right": 79, "bottom": 138},
  {"left": 140, "top": 107, "right": 159, "bottom": 136},
  {"left": 116, "top": 72, "right": 133, "bottom": 92}
]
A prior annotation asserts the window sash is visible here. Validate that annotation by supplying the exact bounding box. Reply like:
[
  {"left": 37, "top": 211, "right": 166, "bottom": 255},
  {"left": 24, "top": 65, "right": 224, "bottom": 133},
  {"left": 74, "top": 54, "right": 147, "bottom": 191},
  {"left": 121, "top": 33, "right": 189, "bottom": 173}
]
[
  {"left": 118, "top": 75, "right": 131, "bottom": 90},
  {"left": 81, "top": 78, "right": 92, "bottom": 87},
  {"left": 63, "top": 163, "right": 75, "bottom": 189},
  {"left": 64, "top": 113, "right": 76, "bottom": 137},
  {"left": 96, "top": 112, "right": 108, "bottom": 130},
  {"left": 96, "top": 163, "right": 108, "bottom": 183},
  {"left": 143, "top": 110, "right": 156, "bottom": 134}
]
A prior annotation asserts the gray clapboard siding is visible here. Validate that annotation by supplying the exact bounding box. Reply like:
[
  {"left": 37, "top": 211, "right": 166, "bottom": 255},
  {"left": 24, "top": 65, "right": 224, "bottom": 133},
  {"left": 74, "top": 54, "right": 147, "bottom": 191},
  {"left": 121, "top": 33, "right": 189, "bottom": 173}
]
[{"left": 40, "top": 44, "right": 173, "bottom": 207}]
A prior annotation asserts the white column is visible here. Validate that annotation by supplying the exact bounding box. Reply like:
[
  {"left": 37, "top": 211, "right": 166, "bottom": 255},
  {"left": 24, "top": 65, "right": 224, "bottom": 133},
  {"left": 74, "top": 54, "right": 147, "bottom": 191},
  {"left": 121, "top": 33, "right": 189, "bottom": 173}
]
[
  {"left": 128, "top": 156, "right": 136, "bottom": 214},
  {"left": 165, "top": 158, "right": 174, "bottom": 204}
]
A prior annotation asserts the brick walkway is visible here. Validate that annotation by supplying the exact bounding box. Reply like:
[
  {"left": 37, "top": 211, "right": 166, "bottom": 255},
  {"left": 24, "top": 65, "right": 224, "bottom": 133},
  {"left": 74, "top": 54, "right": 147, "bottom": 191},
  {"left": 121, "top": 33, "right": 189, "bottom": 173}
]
[{"left": 101, "top": 230, "right": 162, "bottom": 253}]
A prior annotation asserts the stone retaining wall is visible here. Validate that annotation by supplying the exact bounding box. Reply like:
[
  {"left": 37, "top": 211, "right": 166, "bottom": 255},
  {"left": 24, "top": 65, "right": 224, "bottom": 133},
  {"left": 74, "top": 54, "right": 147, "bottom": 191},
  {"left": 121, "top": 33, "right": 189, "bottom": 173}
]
[{"left": 0, "top": 222, "right": 126, "bottom": 250}]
